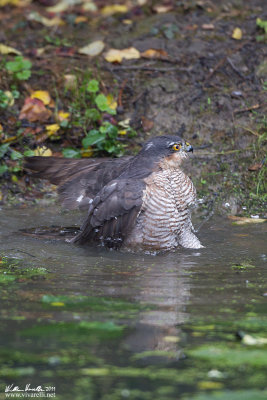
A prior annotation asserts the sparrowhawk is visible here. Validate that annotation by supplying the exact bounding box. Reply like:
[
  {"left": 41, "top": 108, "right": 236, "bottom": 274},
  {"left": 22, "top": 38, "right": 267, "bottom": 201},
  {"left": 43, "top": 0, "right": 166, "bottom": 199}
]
[{"left": 25, "top": 135, "right": 203, "bottom": 251}]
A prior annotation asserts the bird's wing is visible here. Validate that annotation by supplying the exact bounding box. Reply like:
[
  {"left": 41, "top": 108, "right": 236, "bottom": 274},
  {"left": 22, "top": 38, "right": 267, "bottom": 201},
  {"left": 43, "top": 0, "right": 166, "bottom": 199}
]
[
  {"left": 72, "top": 178, "right": 145, "bottom": 248},
  {"left": 24, "top": 156, "right": 132, "bottom": 210}
]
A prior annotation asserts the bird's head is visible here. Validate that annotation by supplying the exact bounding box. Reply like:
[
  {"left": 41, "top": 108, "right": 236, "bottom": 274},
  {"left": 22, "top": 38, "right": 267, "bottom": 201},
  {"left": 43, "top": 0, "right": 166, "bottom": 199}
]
[{"left": 141, "top": 135, "right": 193, "bottom": 167}]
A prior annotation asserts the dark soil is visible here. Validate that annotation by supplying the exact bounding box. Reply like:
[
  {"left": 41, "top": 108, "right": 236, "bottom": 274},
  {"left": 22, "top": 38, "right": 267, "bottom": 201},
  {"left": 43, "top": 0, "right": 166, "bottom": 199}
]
[{"left": 0, "top": 0, "right": 266, "bottom": 216}]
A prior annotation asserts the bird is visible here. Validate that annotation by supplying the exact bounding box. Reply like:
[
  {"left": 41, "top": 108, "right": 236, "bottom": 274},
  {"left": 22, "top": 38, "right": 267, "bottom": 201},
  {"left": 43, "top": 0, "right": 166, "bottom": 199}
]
[{"left": 24, "top": 135, "right": 204, "bottom": 251}]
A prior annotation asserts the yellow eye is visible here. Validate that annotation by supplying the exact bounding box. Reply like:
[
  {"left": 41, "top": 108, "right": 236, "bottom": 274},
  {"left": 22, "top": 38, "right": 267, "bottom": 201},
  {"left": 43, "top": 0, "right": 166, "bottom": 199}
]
[{"left": 172, "top": 143, "right": 181, "bottom": 151}]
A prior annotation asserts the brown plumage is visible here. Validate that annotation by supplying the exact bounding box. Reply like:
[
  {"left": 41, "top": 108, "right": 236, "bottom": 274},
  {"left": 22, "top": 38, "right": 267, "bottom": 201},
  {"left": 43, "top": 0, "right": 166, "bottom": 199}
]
[{"left": 24, "top": 135, "right": 203, "bottom": 250}]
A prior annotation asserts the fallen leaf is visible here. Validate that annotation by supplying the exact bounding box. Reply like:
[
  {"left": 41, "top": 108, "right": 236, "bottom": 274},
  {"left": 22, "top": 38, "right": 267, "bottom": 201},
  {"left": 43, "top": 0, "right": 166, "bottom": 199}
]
[
  {"left": 57, "top": 111, "right": 70, "bottom": 121},
  {"left": 3, "top": 91, "right": 15, "bottom": 106},
  {"left": 101, "top": 4, "right": 128, "bottom": 16},
  {"left": 232, "top": 27, "right": 242, "bottom": 40},
  {"left": 137, "top": 0, "right": 147, "bottom": 5},
  {"left": 104, "top": 47, "right": 140, "bottom": 63},
  {"left": 28, "top": 11, "right": 65, "bottom": 27},
  {"left": 248, "top": 163, "right": 263, "bottom": 171},
  {"left": 31, "top": 90, "right": 51, "bottom": 106},
  {"left": 202, "top": 23, "right": 215, "bottom": 30},
  {"left": 78, "top": 40, "right": 105, "bottom": 56},
  {"left": 228, "top": 216, "right": 266, "bottom": 225},
  {"left": 153, "top": 5, "right": 173, "bottom": 13},
  {"left": 46, "top": 0, "right": 70, "bottom": 13},
  {"left": 81, "top": 148, "right": 94, "bottom": 157},
  {"left": 122, "top": 19, "right": 133, "bottom": 25},
  {"left": 141, "top": 48, "right": 168, "bottom": 59},
  {"left": 0, "top": 44, "right": 21, "bottom": 55},
  {"left": 82, "top": 1, "right": 97, "bottom": 12},
  {"left": 34, "top": 146, "right": 52, "bottom": 157},
  {"left": 19, "top": 98, "right": 52, "bottom": 122},
  {"left": 75, "top": 16, "right": 88, "bottom": 24},
  {"left": 106, "top": 94, "right": 117, "bottom": 110},
  {"left": 0, "top": 0, "right": 31, "bottom": 6},
  {"left": 45, "top": 124, "right": 60, "bottom": 136},
  {"left": 141, "top": 116, "right": 154, "bottom": 132}
]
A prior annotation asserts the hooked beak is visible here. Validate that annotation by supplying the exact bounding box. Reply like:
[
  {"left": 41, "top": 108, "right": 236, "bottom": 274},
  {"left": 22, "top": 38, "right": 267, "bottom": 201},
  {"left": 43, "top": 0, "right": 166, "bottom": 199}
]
[{"left": 185, "top": 142, "right": 193, "bottom": 153}]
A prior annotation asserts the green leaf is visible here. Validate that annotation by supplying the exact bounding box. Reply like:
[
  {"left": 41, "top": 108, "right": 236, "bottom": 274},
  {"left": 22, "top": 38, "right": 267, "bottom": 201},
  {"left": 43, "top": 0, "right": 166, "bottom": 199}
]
[
  {"left": 256, "top": 18, "right": 267, "bottom": 34},
  {"left": 16, "top": 70, "right": 31, "bottom": 80},
  {"left": 95, "top": 94, "right": 109, "bottom": 111},
  {"left": 82, "top": 130, "right": 105, "bottom": 148},
  {"left": 62, "top": 148, "right": 81, "bottom": 158},
  {"left": 0, "top": 164, "right": 8, "bottom": 175},
  {"left": 0, "top": 143, "right": 10, "bottom": 158},
  {"left": 23, "top": 150, "right": 35, "bottom": 157},
  {"left": 6, "top": 56, "right": 32, "bottom": 73},
  {"left": 85, "top": 108, "right": 101, "bottom": 121},
  {"left": 86, "top": 79, "right": 99, "bottom": 93},
  {"left": 99, "top": 122, "right": 118, "bottom": 138},
  {"left": 11, "top": 150, "right": 23, "bottom": 160}
]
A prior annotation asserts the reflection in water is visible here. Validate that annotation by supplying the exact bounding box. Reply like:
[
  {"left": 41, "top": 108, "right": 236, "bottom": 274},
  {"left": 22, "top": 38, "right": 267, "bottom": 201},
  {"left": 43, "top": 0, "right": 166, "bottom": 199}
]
[{"left": 0, "top": 205, "right": 266, "bottom": 399}]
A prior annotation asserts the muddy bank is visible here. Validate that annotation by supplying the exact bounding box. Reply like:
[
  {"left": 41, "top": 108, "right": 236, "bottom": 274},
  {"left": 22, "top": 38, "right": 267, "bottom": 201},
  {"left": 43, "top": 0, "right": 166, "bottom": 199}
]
[{"left": 0, "top": 0, "right": 266, "bottom": 215}]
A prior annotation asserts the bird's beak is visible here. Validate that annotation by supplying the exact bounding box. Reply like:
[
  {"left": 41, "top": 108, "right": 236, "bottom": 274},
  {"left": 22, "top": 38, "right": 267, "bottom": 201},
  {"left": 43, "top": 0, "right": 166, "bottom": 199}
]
[{"left": 185, "top": 142, "right": 193, "bottom": 153}]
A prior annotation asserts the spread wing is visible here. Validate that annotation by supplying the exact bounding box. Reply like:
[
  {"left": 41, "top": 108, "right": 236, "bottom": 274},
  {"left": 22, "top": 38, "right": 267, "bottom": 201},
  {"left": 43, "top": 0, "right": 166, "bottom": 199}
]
[
  {"left": 72, "top": 178, "right": 145, "bottom": 248},
  {"left": 24, "top": 156, "right": 132, "bottom": 210}
]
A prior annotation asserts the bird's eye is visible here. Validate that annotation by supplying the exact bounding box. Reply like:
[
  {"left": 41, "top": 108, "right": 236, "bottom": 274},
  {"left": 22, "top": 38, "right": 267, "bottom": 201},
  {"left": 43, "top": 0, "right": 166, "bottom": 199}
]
[{"left": 172, "top": 143, "right": 181, "bottom": 151}]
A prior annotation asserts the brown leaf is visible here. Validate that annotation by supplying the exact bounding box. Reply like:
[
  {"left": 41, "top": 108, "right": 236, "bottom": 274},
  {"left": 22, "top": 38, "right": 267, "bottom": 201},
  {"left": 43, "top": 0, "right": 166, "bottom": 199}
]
[
  {"left": 248, "top": 163, "right": 263, "bottom": 171},
  {"left": 141, "top": 48, "right": 168, "bottom": 60},
  {"left": 19, "top": 97, "right": 52, "bottom": 122}
]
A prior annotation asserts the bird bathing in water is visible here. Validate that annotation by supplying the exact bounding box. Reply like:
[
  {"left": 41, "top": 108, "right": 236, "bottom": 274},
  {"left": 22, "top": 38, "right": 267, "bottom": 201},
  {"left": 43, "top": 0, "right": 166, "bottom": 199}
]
[{"left": 25, "top": 135, "right": 204, "bottom": 251}]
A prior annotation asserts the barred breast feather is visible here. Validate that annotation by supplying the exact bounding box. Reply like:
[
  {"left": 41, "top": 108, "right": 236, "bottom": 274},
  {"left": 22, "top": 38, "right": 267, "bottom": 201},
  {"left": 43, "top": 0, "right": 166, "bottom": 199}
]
[{"left": 125, "top": 167, "right": 203, "bottom": 251}]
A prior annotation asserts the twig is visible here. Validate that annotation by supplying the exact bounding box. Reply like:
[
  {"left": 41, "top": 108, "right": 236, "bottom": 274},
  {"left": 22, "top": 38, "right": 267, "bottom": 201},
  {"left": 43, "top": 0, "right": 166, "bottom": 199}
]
[
  {"left": 234, "top": 103, "right": 262, "bottom": 114},
  {"left": 235, "top": 125, "right": 260, "bottom": 137},
  {"left": 204, "top": 41, "right": 247, "bottom": 83},
  {"left": 227, "top": 57, "right": 247, "bottom": 80}
]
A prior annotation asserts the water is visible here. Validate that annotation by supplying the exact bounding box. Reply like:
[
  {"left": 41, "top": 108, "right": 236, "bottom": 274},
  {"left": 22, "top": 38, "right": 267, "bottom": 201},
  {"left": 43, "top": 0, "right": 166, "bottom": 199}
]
[{"left": 0, "top": 206, "right": 266, "bottom": 400}]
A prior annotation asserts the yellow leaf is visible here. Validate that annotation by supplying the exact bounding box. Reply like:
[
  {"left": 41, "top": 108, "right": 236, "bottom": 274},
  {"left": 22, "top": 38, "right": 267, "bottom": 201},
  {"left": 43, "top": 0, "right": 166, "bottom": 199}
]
[
  {"left": 28, "top": 11, "right": 65, "bottom": 27},
  {"left": 51, "top": 302, "right": 65, "bottom": 307},
  {"left": 45, "top": 124, "right": 60, "bottom": 136},
  {"left": 0, "top": 0, "right": 30, "bottom": 6},
  {"left": 34, "top": 146, "right": 52, "bottom": 157},
  {"left": 101, "top": 4, "right": 128, "bottom": 16},
  {"left": 118, "top": 130, "right": 127, "bottom": 135},
  {"left": 0, "top": 44, "right": 21, "bottom": 55},
  {"left": 78, "top": 40, "right": 105, "bottom": 56},
  {"left": 81, "top": 148, "right": 94, "bottom": 158},
  {"left": 11, "top": 175, "right": 18, "bottom": 183},
  {"left": 106, "top": 94, "right": 117, "bottom": 110},
  {"left": 57, "top": 111, "right": 70, "bottom": 122},
  {"left": 232, "top": 27, "right": 242, "bottom": 40},
  {"left": 4, "top": 91, "right": 15, "bottom": 106},
  {"left": 82, "top": 1, "right": 97, "bottom": 12},
  {"left": 75, "top": 16, "right": 88, "bottom": 24},
  {"left": 46, "top": 0, "right": 69, "bottom": 13},
  {"left": 122, "top": 19, "right": 133, "bottom": 25},
  {"left": 0, "top": 124, "right": 3, "bottom": 132},
  {"left": 104, "top": 47, "right": 140, "bottom": 63},
  {"left": 31, "top": 90, "right": 51, "bottom": 106}
]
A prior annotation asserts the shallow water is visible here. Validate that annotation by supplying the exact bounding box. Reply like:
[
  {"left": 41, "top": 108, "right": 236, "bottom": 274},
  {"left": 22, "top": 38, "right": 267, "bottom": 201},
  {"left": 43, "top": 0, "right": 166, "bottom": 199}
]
[{"left": 0, "top": 205, "right": 266, "bottom": 400}]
